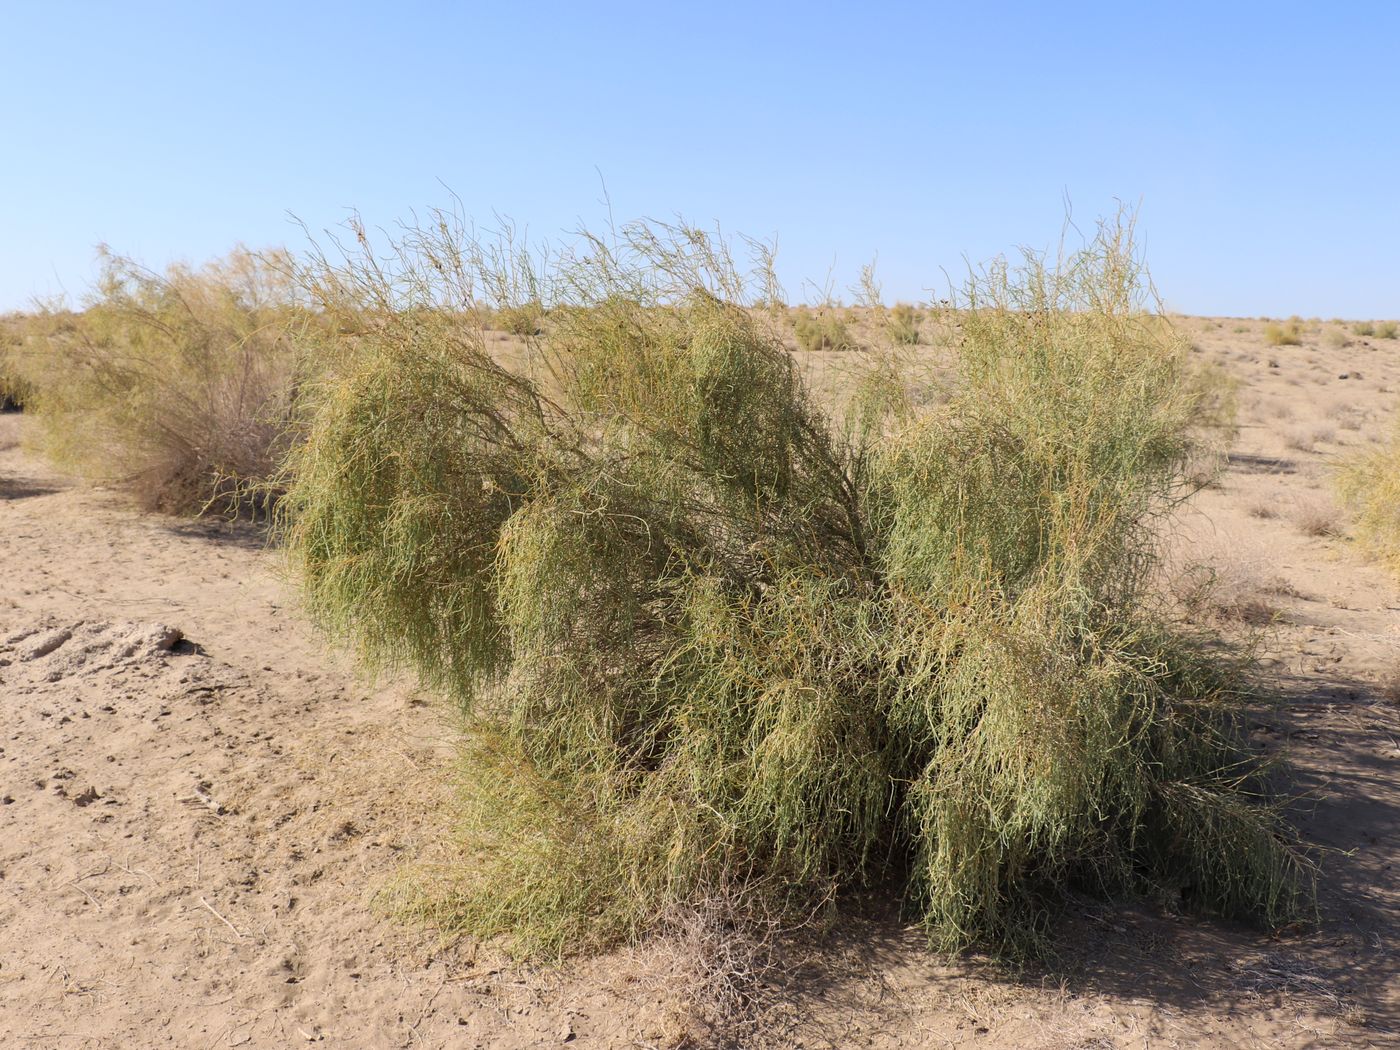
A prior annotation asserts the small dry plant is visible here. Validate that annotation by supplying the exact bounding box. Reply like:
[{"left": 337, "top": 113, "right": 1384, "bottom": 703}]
[
  {"left": 792, "top": 308, "right": 856, "bottom": 351},
  {"left": 492, "top": 302, "right": 545, "bottom": 336},
  {"left": 885, "top": 302, "right": 922, "bottom": 345},
  {"left": 1164, "top": 532, "right": 1293, "bottom": 627},
  {"left": 1264, "top": 320, "right": 1303, "bottom": 346},
  {"left": 1292, "top": 495, "right": 1342, "bottom": 538},
  {"left": 1337, "top": 409, "right": 1400, "bottom": 576}
]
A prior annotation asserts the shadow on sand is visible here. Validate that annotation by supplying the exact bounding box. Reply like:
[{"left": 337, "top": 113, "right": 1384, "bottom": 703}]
[{"left": 760, "top": 665, "right": 1398, "bottom": 1049}]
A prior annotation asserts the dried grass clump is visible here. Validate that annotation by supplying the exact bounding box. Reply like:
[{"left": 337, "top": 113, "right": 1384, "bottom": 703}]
[
  {"left": 14, "top": 247, "right": 310, "bottom": 514},
  {"left": 0, "top": 315, "right": 37, "bottom": 409},
  {"left": 1264, "top": 320, "right": 1303, "bottom": 346},
  {"left": 1323, "top": 327, "right": 1351, "bottom": 350},
  {"left": 281, "top": 209, "right": 1311, "bottom": 964},
  {"left": 1337, "top": 412, "right": 1400, "bottom": 576},
  {"left": 792, "top": 308, "right": 856, "bottom": 351},
  {"left": 886, "top": 302, "right": 922, "bottom": 345},
  {"left": 1294, "top": 497, "right": 1342, "bottom": 538},
  {"left": 492, "top": 301, "right": 545, "bottom": 336}
]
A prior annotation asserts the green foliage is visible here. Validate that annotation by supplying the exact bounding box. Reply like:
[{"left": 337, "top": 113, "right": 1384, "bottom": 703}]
[
  {"left": 792, "top": 308, "right": 856, "bottom": 351},
  {"left": 14, "top": 247, "right": 309, "bottom": 513},
  {"left": 281, "top": 211, "right": 1311, "bottom": 961}
]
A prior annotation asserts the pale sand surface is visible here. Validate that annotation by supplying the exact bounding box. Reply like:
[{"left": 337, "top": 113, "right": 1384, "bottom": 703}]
[{"left": 1, "top": 316, "right": 1397, "bottom": 1048}]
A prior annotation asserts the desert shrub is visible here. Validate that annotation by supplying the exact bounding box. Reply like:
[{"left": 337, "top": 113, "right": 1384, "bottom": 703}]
[
  {"left": 792, "top": 308, "right": 855, "bottom": 351},
  {"left": 0, "top": 314, "right": 38, "bottom": 409},
  {"left": 1337, "top": 412, "right": 1400, "bottom": 576},
  {"left": 1293, "top": 496, "right": 1342, "bottom": 538},
  {"left": 1353, "top": 321, "right": 1376, "bottom": 337},
  {"left": 16, "top": 246, "right": 309, "bottom": 513},
  {"left": 1264, "top": 320, "right": 1302, "bottom": 346},
  {"left": 492, "top": 302, "right": 545, "bottom": 336},
  {"left": 886, "top": 302, "right": 922, "bottom": 345},
  {"left": 281, "top": 211, "right": 1311, "bottom": 962},
  {"left": 1376, "top": 321, "right": 1398, "bottom": 339}
]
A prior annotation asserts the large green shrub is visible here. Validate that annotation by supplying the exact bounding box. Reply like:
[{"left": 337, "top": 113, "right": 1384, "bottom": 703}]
[{"left": 280, "top": 213, "right": 1310, "bottom": 959}]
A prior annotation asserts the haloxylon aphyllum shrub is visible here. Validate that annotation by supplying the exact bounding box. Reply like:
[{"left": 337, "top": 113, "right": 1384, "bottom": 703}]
[
  {"left": 280, "top": 208, "right": 1311, "bottom": 959},
  {"left": 0, "top": 314, "right": 38, "bottom": 409},
  {"left": 16, "top": 246, "right": 310, "bottom": 514}
]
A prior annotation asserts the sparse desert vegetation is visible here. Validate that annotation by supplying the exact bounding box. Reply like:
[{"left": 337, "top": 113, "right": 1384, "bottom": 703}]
[
  {"left": 1265, "top": 319, "right": 1304, "bottom": 346},
  {"left": 491, "top": 301, "right": 546, "bottom": 336},
  {"left": 885, "top": 301, "right": 922, "bottom": 344},
  {"left": 1352, "top": 320, "right": 1396, "bottom": 339},
  {"left": 791, "top": 306, "right": 856, "bottom": 351},
  {"left": 6, "top": 2, "right": 1400, "bottom": 1043},
  {"left": 1325, "top": 327, "right": 1351, "bottom": 350},
  {"left": 2, "top": 220, "right": 1398, "bottom": 1048},
  {"left": 7, "top": 247, "right": 311, "bottom": 514},
  {"left": 270, "top": 212, "right": 1307, "bottom": 968},
  {"left": 1338, "top": 411, "right": 1400, "bottom": 576}
]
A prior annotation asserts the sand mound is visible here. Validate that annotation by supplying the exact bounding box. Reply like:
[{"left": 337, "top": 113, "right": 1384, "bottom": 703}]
[{"left": 3, "top": 619, "right": 183, "bottom": 681}]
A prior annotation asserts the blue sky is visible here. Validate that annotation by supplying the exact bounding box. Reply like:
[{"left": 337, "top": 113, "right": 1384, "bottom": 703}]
[{"left": 2, "top": 2, "right": 1397, "bottom": 316}]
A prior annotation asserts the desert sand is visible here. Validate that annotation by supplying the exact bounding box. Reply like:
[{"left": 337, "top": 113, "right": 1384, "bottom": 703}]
[{"left": 1, "top": 317, "right": 1397, "bottom": 1048}]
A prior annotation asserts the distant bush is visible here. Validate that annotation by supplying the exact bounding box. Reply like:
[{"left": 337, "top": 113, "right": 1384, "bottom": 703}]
[
  {"left": 280, "top": 210, "right": 1310, "bottom": 965},
  {"left": 886, "top": 302, "right": 922, "bottom": 345},
  {"left": 492, "top": 302, "right": 545, "bottom": 336},
  {"left": 1264, "top": 320, "right": 1302, "bottom": 346},
  {"left": 792, "top": 309, "right": 855, "bottom": 351},
  {"left": 16, "top": 247, "right": 309, "bottom": 514},
  {"left": 1353, "top": 321, "right": 1376, "bottom": 337},
  {"left": 1376, "top": 321, "right": 1398, "bottom": 339}
]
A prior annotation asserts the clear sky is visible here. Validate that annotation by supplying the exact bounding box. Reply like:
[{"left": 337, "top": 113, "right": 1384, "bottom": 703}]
[{"left": 2, "top": 1, "right": 1397, "bottom": 317}]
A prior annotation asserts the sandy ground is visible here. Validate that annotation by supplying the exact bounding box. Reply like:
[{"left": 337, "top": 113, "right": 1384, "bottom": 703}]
[{"left": 1, "top": 317, "right": 1398, "bottom": 1048}]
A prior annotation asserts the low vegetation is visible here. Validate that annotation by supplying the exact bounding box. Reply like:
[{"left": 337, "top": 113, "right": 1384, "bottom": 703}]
[
  {"left": 1351, "top": 320, "right": 1395, "bottom": 339},
  {"left": 10, "top": 247, "right": 309, "bottom": 514},
  {"left": 1264, "top": 320, "right": 1303, "bottom": 346},
  {"left": 886, "top": 302, "right": 922, "bottom": 345},
  {"left": 1338, "top": 412, "right": 1400, "bottom": 576},
  {"left": 491, "top": 302, "right": 545, "bottom": 336},
  {"left": 792, "top": 307, "right": 855, "bottom": 351},
  {"left": 276, "top": 209, "right": 1311, "bottom": 965},
  {"left": 0, "top": 314, "right": 37, "bottom": 409}
]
